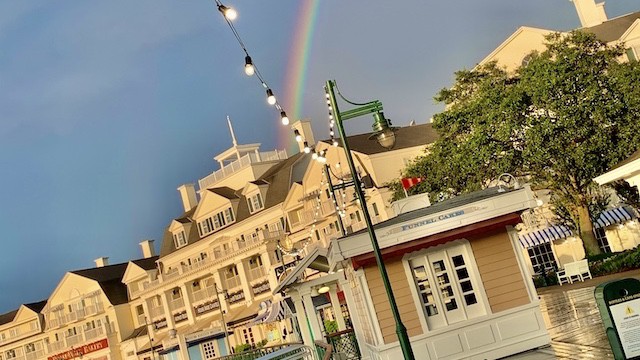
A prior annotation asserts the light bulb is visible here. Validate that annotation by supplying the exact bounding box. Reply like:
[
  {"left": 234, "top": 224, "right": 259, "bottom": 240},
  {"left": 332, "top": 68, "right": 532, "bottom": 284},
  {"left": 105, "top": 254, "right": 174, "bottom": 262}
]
[
  {"left": 312, "top": 152, "right": 319, "bottom": 160},
  {"left": 266, "top": 89, "right": 276, "bottom": 105},
  {"left": 294, "top": 130, "right": 302, "bottom": 142},
  {"left": 244, "top": 56, "right": 254, "bottom": 76},
  {"left": 303, "top": 142, "right": 311, "bottom": 154},
  {"left": 280, "top": 111, "right": 289, "bottom": 125},
  {"left": 218, "top": 5, "right": 237, "bottom": 20}
]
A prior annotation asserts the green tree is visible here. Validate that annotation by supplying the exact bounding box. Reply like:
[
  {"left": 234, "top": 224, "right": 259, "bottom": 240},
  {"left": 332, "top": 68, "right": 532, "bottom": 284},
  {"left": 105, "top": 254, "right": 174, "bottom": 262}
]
[{"left": 397, "top": 31, "right": 640, "bottom": 256}]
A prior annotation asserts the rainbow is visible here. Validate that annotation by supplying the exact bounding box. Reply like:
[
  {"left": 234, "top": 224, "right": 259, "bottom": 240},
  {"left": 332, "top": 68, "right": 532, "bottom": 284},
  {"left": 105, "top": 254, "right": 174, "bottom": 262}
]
[{"left": 279, "top": 0, "right": 321, "bottom": 151}]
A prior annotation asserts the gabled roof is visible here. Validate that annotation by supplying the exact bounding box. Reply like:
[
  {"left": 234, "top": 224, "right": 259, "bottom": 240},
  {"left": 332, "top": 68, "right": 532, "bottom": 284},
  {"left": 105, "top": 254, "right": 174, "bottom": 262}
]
[
  {"left": 131, "top": 256, "right": 159, "bottom": 271},
  {"left": 208, "top": 187, "right": 239, "bottom": 200},
  {"left": 0, "top": 309, "right": 18, "bottom": 326},
  {"left": 584, "top": 11, "right": 640, "bottom": 42},
  {"left": 325, "top": 123, "right": 438, "bottom": 155},
  {"left": 23, "top": 300, "right": 47, "bottom": 313},
  {"left": 71, "top": 262, "right": 130, "bottom": 305}
]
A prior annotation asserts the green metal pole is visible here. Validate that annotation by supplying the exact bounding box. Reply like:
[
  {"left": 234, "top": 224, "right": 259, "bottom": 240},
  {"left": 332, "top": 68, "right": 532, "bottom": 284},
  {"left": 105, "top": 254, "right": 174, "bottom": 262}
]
[
  {"left": 325, "top": 80, "right": 415, "bottom": 360},
  {"left": 323, "top": 164, "right": 347, "bottom": 236}
]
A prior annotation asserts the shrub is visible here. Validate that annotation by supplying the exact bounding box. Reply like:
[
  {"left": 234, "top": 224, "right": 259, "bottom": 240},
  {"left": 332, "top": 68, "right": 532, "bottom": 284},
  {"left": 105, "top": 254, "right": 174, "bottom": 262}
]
[{"left": 324, "top": 320, "right": 338, "bottom": 334}]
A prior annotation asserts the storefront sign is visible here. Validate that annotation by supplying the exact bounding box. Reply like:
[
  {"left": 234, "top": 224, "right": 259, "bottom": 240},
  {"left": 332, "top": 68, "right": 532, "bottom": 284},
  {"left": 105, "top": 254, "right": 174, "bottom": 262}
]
[
  {"left": 174, "top": 311, "right": 188, "bottom": 323},
  {"left": 386, "top": 206, "right": 486, "bottom": 236},
  {"left": 48, "top": 339, "right": 108, "bottom": 360},
  {"left": 154, "top": 318, "right": 167, "bottom": 330},
  {"left": 194, "top": 300, "right": 220, "bottom": 315},
  {"left": 227, "top": 290, "right": 245, "bottom": 304},
  {"left": 252, "top": 281, "right": 271, "bottom": 295}
]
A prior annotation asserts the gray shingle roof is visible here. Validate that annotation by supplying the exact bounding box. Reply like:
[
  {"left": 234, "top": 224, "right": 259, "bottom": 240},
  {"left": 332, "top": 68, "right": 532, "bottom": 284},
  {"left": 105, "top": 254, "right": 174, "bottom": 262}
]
[
  {"left": 71, "top": 262, "right": 130, "bottom": 305},
  {"left": 0, "top": 309, "right": 18, "bottom": 326},
  {"left": 584, "top": 12, "right": 640, "bottom": 42},
  {"left": 324, "top": 123, "right": 438, "bottom": 155},
  {"left": 132, "top": 256, "right": 159, "bottom": 271}
]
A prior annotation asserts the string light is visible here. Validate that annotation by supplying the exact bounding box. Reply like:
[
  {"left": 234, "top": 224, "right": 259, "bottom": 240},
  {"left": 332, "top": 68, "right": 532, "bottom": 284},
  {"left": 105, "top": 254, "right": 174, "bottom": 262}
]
[
  {"left": 214, "top": 0, "right": 298, "bottom": 137},
  {"left": 294, "top": 129, "right": 302, "bottom": 142}
]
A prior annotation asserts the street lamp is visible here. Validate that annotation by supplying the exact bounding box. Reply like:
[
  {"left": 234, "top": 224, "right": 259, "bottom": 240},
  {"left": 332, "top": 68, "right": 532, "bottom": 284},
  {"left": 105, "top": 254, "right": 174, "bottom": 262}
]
[
  {"left": 324, "top": 80, "right": 415, "bottom": 360},
  {"left": 214, "top": 283, "right": 232, "bottom": 354}
]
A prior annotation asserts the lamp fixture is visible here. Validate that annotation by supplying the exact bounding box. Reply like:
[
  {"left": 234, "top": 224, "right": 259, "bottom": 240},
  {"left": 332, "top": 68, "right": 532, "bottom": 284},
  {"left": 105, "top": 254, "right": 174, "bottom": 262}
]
[
  {"left": 266, "top": 89, "right": 276, "bottom": 105},
  {"left": 280, "top": 111, "right": 289, "bottom": 125},
  {"left": 244, "top": 55, "right": 255, "bottom": 76},
  {"left": 217, "top": 4, "right": 237, "bottom": 20},
  {"left": 317, "top": 285, "right": 330, "bottom": 294},
  {"left": 369, "top": 112, "right": 396, "bottom": 150}
]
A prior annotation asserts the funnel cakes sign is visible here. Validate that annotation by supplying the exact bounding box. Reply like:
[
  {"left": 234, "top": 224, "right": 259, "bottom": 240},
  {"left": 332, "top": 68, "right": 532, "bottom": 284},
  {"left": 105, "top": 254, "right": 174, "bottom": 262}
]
[{"left": 48, "top": 339, "right": 108, "bottom": 360}]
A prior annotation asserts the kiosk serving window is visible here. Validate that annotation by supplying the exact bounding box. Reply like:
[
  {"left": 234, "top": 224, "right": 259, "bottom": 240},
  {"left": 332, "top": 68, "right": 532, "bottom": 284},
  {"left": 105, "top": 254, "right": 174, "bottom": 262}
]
[{"left": 407, "top": 242, "right": 486, "bottom": 330}]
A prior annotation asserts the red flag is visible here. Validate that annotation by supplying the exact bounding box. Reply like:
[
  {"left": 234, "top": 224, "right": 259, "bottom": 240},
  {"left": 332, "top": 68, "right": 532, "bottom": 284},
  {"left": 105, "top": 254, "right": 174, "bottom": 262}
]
[{"left": 401, "top": 177, "right": 423, "bottom": 190}]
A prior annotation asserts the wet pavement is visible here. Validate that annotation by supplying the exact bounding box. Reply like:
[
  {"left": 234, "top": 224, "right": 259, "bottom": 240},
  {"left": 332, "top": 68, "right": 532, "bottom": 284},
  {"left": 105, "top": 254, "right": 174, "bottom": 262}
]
[{"left": 503, "top": 270, "right": 640, "bottom": 359}]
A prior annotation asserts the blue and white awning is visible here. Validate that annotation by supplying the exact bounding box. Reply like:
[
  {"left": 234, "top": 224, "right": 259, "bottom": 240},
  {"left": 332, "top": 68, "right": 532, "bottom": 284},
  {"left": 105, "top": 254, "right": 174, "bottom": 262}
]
[
  {"left": 519, "top": 225, "right": 573, "bottom": 248},
  {"left": 247, "top": 298, "right": 290, "bottom": 326},
  {"left": 595, "top": 206, "right": 638, "bottom": 229}
]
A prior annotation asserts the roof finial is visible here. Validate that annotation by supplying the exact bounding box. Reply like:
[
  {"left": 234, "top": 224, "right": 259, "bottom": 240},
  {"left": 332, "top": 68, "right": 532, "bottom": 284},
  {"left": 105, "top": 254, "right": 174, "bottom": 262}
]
[{"left": 227, "top": 115, "right": 238, "bottom": 146}]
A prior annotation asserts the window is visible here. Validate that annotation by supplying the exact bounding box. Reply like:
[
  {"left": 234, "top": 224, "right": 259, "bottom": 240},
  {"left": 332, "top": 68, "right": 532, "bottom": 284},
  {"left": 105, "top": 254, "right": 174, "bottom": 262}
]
[
  {"left": 372, "top": 203, "right": 379, "bottom": 216},
  {"left": 242, "top": 328, "right": 255, "bottom": 345},
  {"left": 594, "top": 227, "right": 611, "bottom": 253},
  {"left": 25, "top": 344, "right": 35, "bottom": 353},
  {"left": 6, "top": 350, "right": 15, "bottom": 359},
  {"left": 288, "top": 209, "right": 302, "bottom": 226},
  {"left": 247, "top": 193, "right": 264, "bottom": 213},
  {"left": 408, "top": 243, "right": 485, "bottom": 330},
  {"left": 527, "top": 242, "right": 556, "bottom": 274},
  {"left": 173, "top": 230, "right": 187, "bottom": 248},
  {"left": 201, "top": 340, "right": 217, "bottom": 359},
  {"left": 198, "top": 208, "right": 235, "bottom": 237},
  {"left": 30, "top": 321, "right": 38, "bottom": 331},
  {"left": 136, "top": 305, "right": 144, "bottom": 316}
]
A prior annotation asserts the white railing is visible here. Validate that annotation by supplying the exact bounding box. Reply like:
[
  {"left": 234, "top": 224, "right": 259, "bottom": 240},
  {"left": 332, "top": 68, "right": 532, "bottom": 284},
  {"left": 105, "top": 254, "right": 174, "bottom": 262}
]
[
  {"left": 225, "top": 276, "right": 242, "bottom": 289},
  {"left": 198, "top": 150, "right": 287, "bottom": 190},
  {"left": 163, "top": 269, "right": 180, "bottom": 281},
  {"left": 25, "top": 350, "right": 44, "bottom": 360},
  {"left": 249, "top": 266, "right": 266, "bottom": 281},
  {"left": 169, "top": 297, "right": 185, "bottom": 311},
  {"left": 84, "top": 326, "right": 104, "bottom": 341},
  {"left": 192, "top": 286, "right": 218, "bottom": 303},
  {"left": 48, "top": 318, "right": 61, "bottom": 329},
  {"left": 149, "top": 306, "right": 164, "bottom": 318},
  {"left": 84, "top": 303, "right": 104, "bottom": 316},
  {"left": 47, "top": 341, "right": 65, "bottom": 354},
  {"left": 65, "top": 333, "right": 83, "bottom": 347}
]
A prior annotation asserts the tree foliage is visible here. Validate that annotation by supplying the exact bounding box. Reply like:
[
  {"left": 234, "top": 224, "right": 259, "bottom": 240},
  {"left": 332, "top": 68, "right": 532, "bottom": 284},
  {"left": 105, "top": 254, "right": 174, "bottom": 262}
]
[{"left": 396, "top": 31, "right": 640, "bottom": 255}]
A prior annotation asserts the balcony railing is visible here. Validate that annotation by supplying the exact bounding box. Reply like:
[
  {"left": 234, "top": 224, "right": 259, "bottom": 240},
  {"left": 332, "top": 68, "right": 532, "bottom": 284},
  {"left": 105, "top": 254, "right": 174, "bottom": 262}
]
[
  {"left": 47, "top": 341, "right": 65, "bottom": 354},
  {"left": 192, "top": 286, "right": 218, "bottom": 303},
  {"left": 149, "top": 306, "right": 164, "bottom": 319},
  {"left": 225, "top": 276, "right": 242, "bottom": 289},
  {"left": 84, "top": 326, "right": 104, "bottom": 341},
  {"left": 65, "top": 334, "right": 83, "bottom": 347},
  {"left": 198, "top": 150, "right": 288, "bottom": 190},
  {"left": 25, "top": 350, "right": 44, "bottom": 360},
  {"left": 169, "top": 297, "right": 185, "bottom": 311},
  {"left": 249, "top": 266, "right": 266, "bottom": 281}
]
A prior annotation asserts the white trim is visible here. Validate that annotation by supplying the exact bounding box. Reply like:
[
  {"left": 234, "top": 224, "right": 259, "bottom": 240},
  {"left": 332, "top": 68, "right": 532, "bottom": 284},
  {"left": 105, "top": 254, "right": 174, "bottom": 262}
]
[
  {"left": 507, "top": 226, "right": 537, "bottom": 302},
  {"left": 357, "top": 269, "right": 384, "bottom": 346},
  {"left": 594, "top": 158, "right": 640, "bottom": 185}
]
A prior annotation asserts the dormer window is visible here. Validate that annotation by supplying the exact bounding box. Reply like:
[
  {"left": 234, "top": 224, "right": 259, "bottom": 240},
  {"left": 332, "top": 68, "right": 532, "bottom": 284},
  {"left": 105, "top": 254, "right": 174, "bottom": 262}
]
[
  {"left": 247, "top": 193, "right": 264, "bottom": 214},
  {"left": 197, "top": 207, "right": 235, "bottom": 237},
  {"left": 173, "top": 230, "right": 187, "bottom": 249}
]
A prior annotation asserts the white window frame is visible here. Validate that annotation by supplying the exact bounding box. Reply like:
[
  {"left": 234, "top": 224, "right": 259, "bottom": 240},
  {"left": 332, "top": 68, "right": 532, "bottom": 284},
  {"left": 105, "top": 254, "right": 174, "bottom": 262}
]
[
  {"left": 403, "top": 240, "right": 488, "bottom": 332},
  {"left": 247, "top": 193, "right": 264, "bottom": 214},
  {"left": 173, "top": 230, "right": 187, "bottom": 249}
]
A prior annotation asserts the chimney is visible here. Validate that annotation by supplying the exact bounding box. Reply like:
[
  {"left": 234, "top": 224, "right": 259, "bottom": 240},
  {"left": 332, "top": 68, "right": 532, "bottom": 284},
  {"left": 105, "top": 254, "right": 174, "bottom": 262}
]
[
  {"left": 177, "top": 184, "right": 198, "bottom": 212},
  {"left": 94, "top": 257, "right": 109, "bottom": 268},
  {"left": 139, "top": 240, "right": 156, "bottom": 258},
  {"left": 291, "top": 119, "right": 315, "bottom": 153},
  {"left": 571, "top": 0, "right": 607, "bottom": 27}
]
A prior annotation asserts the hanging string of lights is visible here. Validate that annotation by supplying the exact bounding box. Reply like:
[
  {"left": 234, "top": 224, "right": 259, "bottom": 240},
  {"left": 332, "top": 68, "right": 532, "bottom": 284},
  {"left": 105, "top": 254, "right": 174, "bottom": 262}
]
[{"left": 213, "top": 1, "right": 289, "bottom": 126}]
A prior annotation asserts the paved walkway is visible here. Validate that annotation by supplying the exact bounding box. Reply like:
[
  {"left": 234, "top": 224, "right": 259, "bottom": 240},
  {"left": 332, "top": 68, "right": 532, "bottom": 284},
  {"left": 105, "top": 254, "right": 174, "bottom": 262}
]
[{"left": 504, "top": 270, "right": 640, "bottom": 359}]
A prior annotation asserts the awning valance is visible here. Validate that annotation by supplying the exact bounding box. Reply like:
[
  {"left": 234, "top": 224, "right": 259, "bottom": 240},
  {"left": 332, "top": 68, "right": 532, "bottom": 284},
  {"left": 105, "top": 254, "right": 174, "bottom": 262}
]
[
  {"left": 595, "top": 206, "right": 637, "bottom": 229},
  {"left": 246, "top": 298, "right": 290, "bottom": 326},
  {"left": 519, "top": 225, "right": 573, "bottom": 248}
]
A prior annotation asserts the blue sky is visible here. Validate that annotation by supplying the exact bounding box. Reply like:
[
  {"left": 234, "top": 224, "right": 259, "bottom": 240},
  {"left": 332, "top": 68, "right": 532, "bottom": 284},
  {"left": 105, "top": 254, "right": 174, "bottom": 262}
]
[{"left": 0, "top": 0, "right": 637, "bottom": 312}]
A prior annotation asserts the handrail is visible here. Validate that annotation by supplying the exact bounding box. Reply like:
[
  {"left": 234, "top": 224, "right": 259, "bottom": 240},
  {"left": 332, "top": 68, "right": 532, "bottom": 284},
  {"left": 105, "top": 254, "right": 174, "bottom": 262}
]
[{"left": 314, "top": 340, "right": 333, "bottom": 360}]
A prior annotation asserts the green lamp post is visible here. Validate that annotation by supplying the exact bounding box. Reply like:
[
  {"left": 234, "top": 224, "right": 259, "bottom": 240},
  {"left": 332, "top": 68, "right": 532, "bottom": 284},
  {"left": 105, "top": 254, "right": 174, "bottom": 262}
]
[{"left": 324, "top": 80, "right": 415, "bottom": 360}]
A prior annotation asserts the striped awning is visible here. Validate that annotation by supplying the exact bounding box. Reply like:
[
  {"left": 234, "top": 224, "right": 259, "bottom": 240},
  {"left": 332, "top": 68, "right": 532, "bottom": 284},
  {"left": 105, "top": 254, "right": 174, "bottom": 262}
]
[
  {"left": 595, "top": 206, "right": 638, "bottom": 229},
  {"left": 519, "top": 225, "right": 573, "bottom": 248},
  {"left": 247, "top": 299, "right": 289, "bottom": 326}
]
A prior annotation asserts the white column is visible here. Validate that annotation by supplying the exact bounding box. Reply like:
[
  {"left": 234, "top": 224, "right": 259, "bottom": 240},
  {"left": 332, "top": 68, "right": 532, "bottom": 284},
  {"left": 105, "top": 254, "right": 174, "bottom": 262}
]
[
  {"left": 328, "top": 285, "right": 347, "bottom": 331},
  {"left": 236, "top": 259, "right": 254, "bottom": 303},
  {"left": 338, "top": 273, "right": 368, "bottom": 352},
  {"left": 160, "top": 291, "right": 176, "bottom": 330},
  {"left": 141, "top": 300, "right": 156, "bottom": 339},
  {"left": 179, "top": 284, "right": 196, "bottom": 325},
  {"left": 261, "top": 251, "right": 278, "bottom": 292},
  {"left": 300, "top": 288, "right": 323, "bottom": 341},
  {"left": 177, "top": 334, "right": 189, "bottom": 360},
  {"left": 290, "top": 292, "right": 313, "bottom": 347}
]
